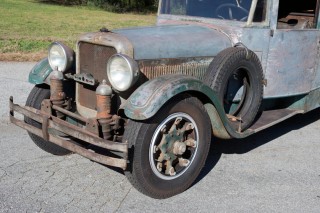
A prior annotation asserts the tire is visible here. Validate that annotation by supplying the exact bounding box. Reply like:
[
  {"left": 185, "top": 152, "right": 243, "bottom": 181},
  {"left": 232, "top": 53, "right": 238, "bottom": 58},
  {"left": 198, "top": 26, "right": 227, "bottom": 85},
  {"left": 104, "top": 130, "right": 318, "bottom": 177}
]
[
  {"left": 204, "top": 47, "right": 264, "bottom": 131},
  {"left": 124, "top": 96, "right": 211, "bottom": 199},
  {"left": 25, "top": 85, "right": 72, "bottom": 156}
]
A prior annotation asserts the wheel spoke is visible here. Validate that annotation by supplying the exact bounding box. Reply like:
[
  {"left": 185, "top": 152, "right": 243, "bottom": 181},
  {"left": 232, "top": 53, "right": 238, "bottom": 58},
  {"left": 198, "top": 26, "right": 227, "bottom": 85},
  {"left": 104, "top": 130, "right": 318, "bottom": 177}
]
[
  {"left": 165, "top": 161, "right": 176, "bottom": 176},
  {"left": 168, "top": 117, "right": 182, "bottom": 135},
  {"left": 157, "top": 152, "right": 165, "bottom": 162}
]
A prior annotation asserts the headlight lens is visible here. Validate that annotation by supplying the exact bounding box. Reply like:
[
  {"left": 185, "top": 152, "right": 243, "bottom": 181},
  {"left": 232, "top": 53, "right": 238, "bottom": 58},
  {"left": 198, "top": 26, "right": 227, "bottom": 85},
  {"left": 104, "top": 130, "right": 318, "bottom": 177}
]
[
  {"left": 107, "top": 54, "right": 139, "bottom": 91},
  {"left": 48, "top": 42, "right": 74, "bottom": 72}
]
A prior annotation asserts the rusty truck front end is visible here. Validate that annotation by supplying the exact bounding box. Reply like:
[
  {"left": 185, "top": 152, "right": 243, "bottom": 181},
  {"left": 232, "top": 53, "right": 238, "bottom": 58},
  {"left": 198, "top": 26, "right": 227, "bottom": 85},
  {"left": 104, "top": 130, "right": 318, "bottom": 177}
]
[
  {"left": 10, "top": 24, "right": 231, "bottom": 171},
  {"left": 10, "top": 56, "right": 129, "bottom": 170},
  {"left": 9, "top": 31, "right": 139, "bottom": 170},
  {"left": 11, "top": 0, "right": 293, "bottom": 199}
]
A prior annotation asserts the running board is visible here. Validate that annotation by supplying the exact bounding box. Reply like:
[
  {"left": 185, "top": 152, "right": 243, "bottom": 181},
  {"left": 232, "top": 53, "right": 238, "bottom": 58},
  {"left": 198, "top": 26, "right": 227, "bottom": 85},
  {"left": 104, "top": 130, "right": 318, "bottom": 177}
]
[{"left": 249, "top": 109, "right": 304, "bottom": 133}]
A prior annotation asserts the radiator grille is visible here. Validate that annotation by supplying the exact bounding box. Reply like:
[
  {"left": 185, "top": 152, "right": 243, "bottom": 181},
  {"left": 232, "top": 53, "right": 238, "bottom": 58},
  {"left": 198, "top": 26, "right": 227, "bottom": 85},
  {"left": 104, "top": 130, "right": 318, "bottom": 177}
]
[{"left": 78, "top": 42, "right": 117, "bottom": 110}]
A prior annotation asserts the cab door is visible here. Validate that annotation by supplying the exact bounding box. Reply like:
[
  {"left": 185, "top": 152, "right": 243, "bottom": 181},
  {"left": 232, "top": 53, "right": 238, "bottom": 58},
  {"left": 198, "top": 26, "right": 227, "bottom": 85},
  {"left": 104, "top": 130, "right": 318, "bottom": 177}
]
[
  {"left": 313, "top": 1, "right": 320, "bottom": 90},
  {"left": 264, "top": 0, "right": 320, "bottom": 98}
]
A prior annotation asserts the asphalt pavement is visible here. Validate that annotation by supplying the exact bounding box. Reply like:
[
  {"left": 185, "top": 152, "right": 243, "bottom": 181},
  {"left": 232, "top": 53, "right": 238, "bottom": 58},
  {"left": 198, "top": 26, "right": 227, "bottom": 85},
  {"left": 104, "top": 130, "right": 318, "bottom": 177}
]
[{"left": 0, "top": 62, "right": 320, "bottom": 212}]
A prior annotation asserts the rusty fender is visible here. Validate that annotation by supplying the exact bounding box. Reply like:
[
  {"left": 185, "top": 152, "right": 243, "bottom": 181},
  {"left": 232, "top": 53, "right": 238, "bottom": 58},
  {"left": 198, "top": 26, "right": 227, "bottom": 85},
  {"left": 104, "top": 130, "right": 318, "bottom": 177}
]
[
  {"left": 9, "top": 96, "right": 128, "bottom": 170},
  {"left": 123, "top": 74, "right": 253, "bottom": 139}
]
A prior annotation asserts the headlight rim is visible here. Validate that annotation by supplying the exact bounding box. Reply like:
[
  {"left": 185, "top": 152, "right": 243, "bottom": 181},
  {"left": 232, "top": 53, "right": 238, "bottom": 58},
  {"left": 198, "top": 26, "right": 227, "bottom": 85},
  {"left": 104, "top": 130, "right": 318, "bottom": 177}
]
[
  {"left": 48, "top": 41, "right": 74, "bottom": 73},
  {"left": 107, "top": 53, "right": 139, "bottom": 92}
]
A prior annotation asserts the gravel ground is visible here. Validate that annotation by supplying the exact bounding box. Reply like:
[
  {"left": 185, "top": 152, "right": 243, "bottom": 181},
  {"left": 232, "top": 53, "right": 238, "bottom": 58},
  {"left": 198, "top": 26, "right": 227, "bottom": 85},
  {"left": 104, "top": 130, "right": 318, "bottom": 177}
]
[{"left": 0, "top": 62, "right": 320, "bottom": 213}]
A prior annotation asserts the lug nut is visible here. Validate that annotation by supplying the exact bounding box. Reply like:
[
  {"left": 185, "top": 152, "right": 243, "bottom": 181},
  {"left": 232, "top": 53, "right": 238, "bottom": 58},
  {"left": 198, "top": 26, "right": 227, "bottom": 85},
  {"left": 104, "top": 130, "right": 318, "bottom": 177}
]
[
  {"left": 157, "top": 162, "right": 162, "bottom": 172},
  {"left": 179, "top": 158, "right": 190, "bottom": 167},
  {"left": 186, "top": 123, "right": 194, "bottom": 130},
  {"left": 184, "top": 138, "right": 197, "bottom": 148}
]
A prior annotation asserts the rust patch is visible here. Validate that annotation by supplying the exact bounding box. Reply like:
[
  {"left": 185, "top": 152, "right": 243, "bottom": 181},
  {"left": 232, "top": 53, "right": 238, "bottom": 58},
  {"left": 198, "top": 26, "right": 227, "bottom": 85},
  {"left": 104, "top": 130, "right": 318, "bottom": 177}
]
[
  {"left": 78, "top": 42, "right": 116, "bottom": 110},
  {"left": 138, "top": 57, "right": 212, "bottom": 81}
]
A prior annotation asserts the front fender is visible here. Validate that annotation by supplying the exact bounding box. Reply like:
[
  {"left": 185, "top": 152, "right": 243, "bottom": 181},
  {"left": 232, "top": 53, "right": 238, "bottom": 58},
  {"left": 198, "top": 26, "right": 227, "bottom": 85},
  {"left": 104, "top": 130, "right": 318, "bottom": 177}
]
[
  {"left": 28, "top": 58, "right": 52, "bottom": 85},
  {"left": 124, "top": 74, "right": 217, "bottom": 119},
  {"left": 123, "top": 74, "right": 254, "bottom": 139}
]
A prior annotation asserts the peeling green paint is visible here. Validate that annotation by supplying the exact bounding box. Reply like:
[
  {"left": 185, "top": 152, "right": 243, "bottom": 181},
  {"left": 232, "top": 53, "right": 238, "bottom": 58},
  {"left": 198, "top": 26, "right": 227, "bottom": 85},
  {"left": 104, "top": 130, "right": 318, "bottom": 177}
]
[{"left": 28, "top": 58, "right": 52, "bottom": 85}]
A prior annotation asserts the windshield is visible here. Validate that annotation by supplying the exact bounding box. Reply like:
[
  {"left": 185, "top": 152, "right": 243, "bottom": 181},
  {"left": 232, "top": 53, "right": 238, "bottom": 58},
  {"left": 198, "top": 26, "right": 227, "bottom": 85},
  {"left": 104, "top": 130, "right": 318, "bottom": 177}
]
[{"left": 160, "top": 0, "right": 267, "bottom": 22}]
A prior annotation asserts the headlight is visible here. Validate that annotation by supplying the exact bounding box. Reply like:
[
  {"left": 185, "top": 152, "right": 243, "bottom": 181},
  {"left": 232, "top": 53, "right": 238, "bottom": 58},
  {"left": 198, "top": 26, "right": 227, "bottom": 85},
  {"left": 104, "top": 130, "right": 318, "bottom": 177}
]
[
  {"left": 48, "top": 42, "right": 74, "bottom": 72},
  {"left": 107, "top": 54, "right": 139, "bottom": 91}
]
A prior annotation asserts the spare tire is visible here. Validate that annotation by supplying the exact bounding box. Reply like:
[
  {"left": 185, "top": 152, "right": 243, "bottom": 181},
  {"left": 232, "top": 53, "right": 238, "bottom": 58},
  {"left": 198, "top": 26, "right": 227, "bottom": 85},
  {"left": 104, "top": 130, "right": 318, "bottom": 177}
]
[{"left": 204, "top": 47, "right": 264, "bottom": 131}]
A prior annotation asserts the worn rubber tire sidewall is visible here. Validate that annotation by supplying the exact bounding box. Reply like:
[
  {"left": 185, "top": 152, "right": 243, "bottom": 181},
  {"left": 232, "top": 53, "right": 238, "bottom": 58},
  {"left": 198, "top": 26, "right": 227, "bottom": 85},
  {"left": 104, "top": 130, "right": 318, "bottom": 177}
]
[
  {"left": 25, "top": 85, "right": 72, "bottom": 156},
  {"left": 204, "top": 47, "right": 264, "bottom": 130},
  {"left": 124, "top": 96, "right": 211, "bottom": 199}
]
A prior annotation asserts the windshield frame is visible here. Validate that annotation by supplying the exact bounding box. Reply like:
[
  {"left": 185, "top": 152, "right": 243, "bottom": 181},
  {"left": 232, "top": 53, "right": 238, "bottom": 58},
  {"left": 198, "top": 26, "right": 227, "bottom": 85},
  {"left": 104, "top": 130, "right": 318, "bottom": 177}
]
[{"left": 157, "top": 0, "right": 271, "bottom": 28}]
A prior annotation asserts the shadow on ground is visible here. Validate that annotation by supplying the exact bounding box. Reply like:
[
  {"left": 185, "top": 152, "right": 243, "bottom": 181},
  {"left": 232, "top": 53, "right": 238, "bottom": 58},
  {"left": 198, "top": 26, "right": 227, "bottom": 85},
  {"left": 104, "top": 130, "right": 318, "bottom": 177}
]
[
  {"left": 195, "top": 108, "right": 320, "bottom": 184},
  {"left": 94, "top": 108, "right": 320, "bottom": 192}
]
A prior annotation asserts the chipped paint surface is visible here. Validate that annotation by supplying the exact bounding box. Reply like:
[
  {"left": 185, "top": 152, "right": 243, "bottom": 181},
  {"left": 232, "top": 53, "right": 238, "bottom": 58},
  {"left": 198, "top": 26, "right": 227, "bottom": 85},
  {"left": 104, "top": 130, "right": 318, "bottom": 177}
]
[
  {"left": 124, "top": 75, "right": 212, "bottom": 118},
  {"left": 115, "top": 25, "right": 231, "bottom": 60},
  {"left": 123, "top": 75, "right": 218, "bottom": 128},
  {"left": 156, "top": 18, "right": 271, "bottom": 76}
]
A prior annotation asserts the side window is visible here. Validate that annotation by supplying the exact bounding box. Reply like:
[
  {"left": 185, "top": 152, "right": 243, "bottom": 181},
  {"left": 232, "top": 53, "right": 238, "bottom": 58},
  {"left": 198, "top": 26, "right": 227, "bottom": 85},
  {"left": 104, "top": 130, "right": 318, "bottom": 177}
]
[
  {"left": 210, "top": 0, "right": 267, "bottom": 22},
  {"left": 277, "top": 0, "right": 318, "bottom": 29},
  {"left": 253, "top": 0, "right": 268, "bottom": 22},
  {"left": 161, "top": 0, "right": 267, "bottom": 22}
]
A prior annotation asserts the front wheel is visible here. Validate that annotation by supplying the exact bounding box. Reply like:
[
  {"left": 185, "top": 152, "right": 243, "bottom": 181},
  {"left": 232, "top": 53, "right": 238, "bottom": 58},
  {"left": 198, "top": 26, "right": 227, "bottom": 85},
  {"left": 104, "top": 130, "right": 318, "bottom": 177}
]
[
  {"left": 25, "top": 85, "right": 72, "bottom": 156},
  {"left": 124, "top": 96, "right": 211, "bottom": 198}
]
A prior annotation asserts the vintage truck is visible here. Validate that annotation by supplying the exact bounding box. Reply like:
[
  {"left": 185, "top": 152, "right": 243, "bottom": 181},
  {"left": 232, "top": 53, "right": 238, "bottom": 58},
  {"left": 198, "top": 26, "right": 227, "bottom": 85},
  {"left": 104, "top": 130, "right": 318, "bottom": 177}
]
[{"left": 9, "top": 0, "right": 320, "bottom": 198}]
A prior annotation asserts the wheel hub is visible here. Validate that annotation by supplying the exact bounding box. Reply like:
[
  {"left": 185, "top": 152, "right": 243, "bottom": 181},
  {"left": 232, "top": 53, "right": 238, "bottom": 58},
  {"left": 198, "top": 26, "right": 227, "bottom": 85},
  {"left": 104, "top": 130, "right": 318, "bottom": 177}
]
[
  {"left": 173, "top": 141, "right": 186, "bottom": 155},
  {"left": 150, "top": 114, "right": 198, "bottom": 180}
]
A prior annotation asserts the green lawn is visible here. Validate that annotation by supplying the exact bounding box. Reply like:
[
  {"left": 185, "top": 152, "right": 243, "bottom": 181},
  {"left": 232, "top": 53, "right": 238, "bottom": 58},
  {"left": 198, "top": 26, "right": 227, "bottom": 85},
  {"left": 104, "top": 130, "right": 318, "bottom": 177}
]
[{"left": 0, "top": 0, "right": 156, "bottom": 61}]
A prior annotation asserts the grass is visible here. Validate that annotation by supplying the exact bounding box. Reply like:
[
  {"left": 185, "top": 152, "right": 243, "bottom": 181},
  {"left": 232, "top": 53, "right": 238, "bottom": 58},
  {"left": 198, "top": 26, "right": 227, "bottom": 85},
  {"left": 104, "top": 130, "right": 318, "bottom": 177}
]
[{"left": 0, "top": 0, "right": 156, "bottom": 61}]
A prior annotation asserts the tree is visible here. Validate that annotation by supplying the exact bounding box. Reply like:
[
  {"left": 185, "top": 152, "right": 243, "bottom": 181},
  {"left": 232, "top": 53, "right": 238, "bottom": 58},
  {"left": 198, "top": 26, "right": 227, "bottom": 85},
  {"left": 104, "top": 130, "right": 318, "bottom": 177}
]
[{"left": 37, "top": 0, "right": 158, "bottom": 12}]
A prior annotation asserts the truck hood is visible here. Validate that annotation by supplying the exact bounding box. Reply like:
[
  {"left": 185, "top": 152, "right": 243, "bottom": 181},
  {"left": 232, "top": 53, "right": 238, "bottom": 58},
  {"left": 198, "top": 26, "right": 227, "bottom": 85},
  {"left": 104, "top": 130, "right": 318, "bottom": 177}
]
[{"left": 114, "top": 25, "right": 232, "bottom": 60}]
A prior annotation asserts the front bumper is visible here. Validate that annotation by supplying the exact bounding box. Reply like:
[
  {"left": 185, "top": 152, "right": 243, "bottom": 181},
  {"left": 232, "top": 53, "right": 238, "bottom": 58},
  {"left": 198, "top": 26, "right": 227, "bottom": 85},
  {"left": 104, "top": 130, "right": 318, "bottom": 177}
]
[{"left": 9, "top": 96, "right": 128, "bottom": 170}]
